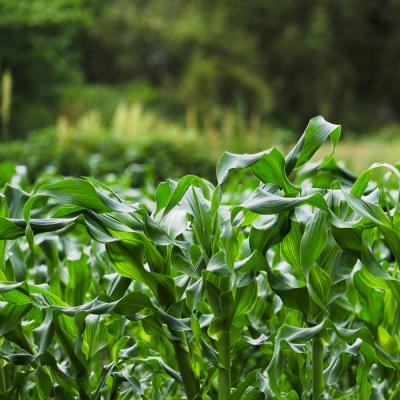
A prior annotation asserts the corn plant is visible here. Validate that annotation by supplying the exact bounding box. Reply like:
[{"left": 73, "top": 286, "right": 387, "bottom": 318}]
[{"left": 0, "top": 116, "right": 399, "bottom": 399}]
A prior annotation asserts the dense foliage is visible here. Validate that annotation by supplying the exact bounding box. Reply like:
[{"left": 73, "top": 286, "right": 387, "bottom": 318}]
[
  {"left": 2, "top": 0, "right": 400, "bottom": 135},
  {"left": 0, "top": 126, "right": 217, "bottom": 183},
  {"left": 0, "top": 117, "right": 399, "bottom": 398},
  {"left": 0, "top": 104, "right": 292, "bottom": 183}
]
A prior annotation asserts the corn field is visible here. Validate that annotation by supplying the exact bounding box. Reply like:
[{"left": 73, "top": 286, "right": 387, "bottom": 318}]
[{"left": 0, "top": 116, "right": 399, "bottom": 399}]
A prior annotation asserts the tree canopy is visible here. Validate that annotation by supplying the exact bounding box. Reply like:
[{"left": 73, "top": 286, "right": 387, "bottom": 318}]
[{"left": 1, "top": 0, "right": 400, "bottom": 135}]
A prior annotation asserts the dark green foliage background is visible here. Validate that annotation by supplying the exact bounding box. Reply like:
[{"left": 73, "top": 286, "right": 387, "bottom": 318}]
[{"left": 2, "top": 0, "right": 400, "bottom": 135}]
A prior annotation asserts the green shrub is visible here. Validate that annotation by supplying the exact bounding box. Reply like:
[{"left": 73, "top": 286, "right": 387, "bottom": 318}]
[
  {"left": 0, "top": 125, "right": 216, "bottom": 183},
  {"left": 0, "top": 103, "right": 290, "bottom": 182}
]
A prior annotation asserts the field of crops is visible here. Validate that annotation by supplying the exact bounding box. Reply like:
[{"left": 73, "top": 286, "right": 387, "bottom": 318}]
[{"left": 0, "top": 116, "right": 399, "bottom": 399}]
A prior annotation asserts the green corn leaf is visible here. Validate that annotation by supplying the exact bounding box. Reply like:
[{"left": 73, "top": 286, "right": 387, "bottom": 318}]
[
  {"left": 0, "top": 281, "right": 32, "bottom": 304},
  {"left": 82, "top": 315, "right": 110, "bottom": 360},
  {"left": 308, "top": 265, "right": 332, "bottom": 310},
  {"left": 207, "top": 251, "right": 231, "bottom": 277},
  {"left": 217, "top": 147, "right": 298, "bottom": 193},
  {"left": 249, "top": 213, "right": 291, "bottom": 254},
  {"left": 0, "top": 303, "right": 31, "bottom": 336},
  {"left": 24, "top": 178, "right": 135, "bottom": 217},
  {"left": 281, "top": 221, "right": 302, "bottom": 275},
  {"left": 205, "top": 279, "right": 223, "bottom": 317},
  {"left": 332, "top": 225, "right": 400, "bottom": 305},
  {"left": 239, "top": 189, "right": 328, "bottom": 215},
  {"left": 234, "top": 274, "right": 258, "bottom": 316},
  {"left": 351, "top": 162, "right": 400, "bottom": 197},
  {"left": 233, "top": 250, "right": 266, "bottom": 273},
  {"left": 4, "top": 184, "right": 29, "bottom": 218},
  {"left": 0, "top": 216, "right": 83, "bottom": 240},
  {"left": 66, "top": 254, "right": 91, "bottom": 306},
  {"left": 356, "top": 357, "right": 372, "bottom": 399},
  {"left": 35, "top": 367, "right": 54, "bottom": 399},
  {"left": 0, "top": 217, "right": 25, "bottom": 239},
  {"left": 106, "top": 238, "right": 176, "bottom": 306},
  {"left": 300, "top": 208, "right": 329, "bottom": 275},
  {"left": 158, "top": 175, "right": 212, "bottom": 216},
  {"left": 285, "top": 116, "right": 341, "bottom": 174},
  {"left": 186, "top": 277, "right": 204, "bottom": 311},
  {"left": 33, "top": 309, "right": 55, "bottom": 354},
  {"left": 265, "top": 262, "right": 309, "bottom": 315},
  {"left": 342, "top": 190, "right": 392, "bottom": 227},
  {"left": 105, "top": 238, "right": 147, "bottom": 282}
]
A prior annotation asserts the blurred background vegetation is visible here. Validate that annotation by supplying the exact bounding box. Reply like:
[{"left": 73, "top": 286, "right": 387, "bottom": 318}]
[{"left": 1, "top": 0, "right": 400, "bottom": 181}]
